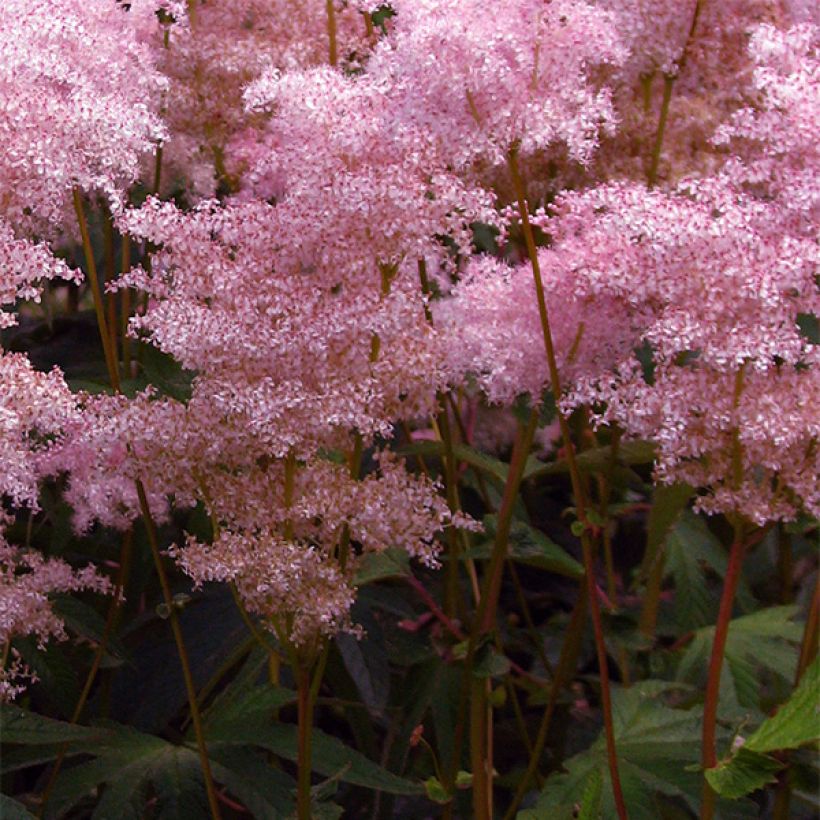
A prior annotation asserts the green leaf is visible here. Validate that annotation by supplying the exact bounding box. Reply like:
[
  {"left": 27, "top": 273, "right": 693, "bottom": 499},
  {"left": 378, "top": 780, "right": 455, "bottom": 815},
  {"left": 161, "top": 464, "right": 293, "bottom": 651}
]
[
  {"left": 745, "top": 656, "right": 820, "bottom": 754},
  {"left": 467, "top": 516, "right": 583, "bottom": 579},
  {"left": 209, "top": 747, "right": 295, "bottom": 818},
  {"left": 705, "top": 658, "right": 820, "bottom": 800},
  {"left": 336, "top": 615, "right": 390, "bottom": 717},
  {"left": 578, "top": 767, "right": 603, "bottom": 820},
  {"left": 0, "top": 706, "right": 103, "bottom": 745},
  {"left": 203, "top": 683, "right": 296, "bottom": 729},
  {"left": 52, "top": 595, "right": 129, "bottom": 664},
  {"left": 640, "top": 483, "right": 694, "bottom": 580},
  {"left": 523, "top": 439, "right": 655, "bottom": 480},
  {"left": 452, "top": 443, "right": 510, "bottom": 483},
  {"left": 472, "top": 645, "right": 511, "bottom": 679},
  {"left": 676, "top": 606, "right": 802, "bottom": 714},
  {"left": 705, "top": 747, "right": 782, "bottom": 799},
  {"left": 0, "top": 794, "right": 37, "bottom": 819},
  {"left": 205, "top": 717, "right": 423, "bottom": 795},
  {"left": 424, "top": 776, "right": 451, "bottom": 804},
  {"left": 138, "top": 344, "right": 194, "bottom": 402},
  {"left": 523, "top": 682, "right": 747, "bottom": 820},
  {"left": 353, "top": 548, "right": 410, "bottom": 586},
  {"left": 661, "top": 512, "right": 756, "bottom": 632}
]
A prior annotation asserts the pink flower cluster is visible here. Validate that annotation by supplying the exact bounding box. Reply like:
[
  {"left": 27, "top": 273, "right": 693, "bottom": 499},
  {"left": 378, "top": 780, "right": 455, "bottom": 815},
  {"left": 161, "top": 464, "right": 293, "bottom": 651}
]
[
  {"left": 0, "top": 1, "right": 817, "bottom": 674},
  {"left": 0, "top": 520, "right": 111, "bottom": 701}
]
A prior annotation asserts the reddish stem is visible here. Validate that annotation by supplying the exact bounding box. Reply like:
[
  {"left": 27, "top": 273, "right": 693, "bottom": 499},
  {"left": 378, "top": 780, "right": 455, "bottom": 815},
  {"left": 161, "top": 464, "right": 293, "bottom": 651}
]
[{"left": 700, "top": 530, "right": 746, "bottom": 820}]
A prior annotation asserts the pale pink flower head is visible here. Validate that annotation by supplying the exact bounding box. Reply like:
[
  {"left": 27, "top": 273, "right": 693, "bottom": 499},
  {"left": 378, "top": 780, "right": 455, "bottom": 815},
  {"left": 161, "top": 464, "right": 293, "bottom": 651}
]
[
  {"left": 0, "top": 0, "right": 167, "bottom": 233},
  {"left": 142, "top": 0, "right": 369, "bottom": 198},
  {"left": 713, "top": 23, "right": 820, "bottom": 230},
  {"left": 435, "top": 250, "right": 638, "bottom": 406},
  {"left": 558, "top": 177, "right": 819, "bottom": 524},
  {"left": 0, "top": 353, "right": 78, "bottom": 509},
  {"left": 365, "top": 0, "right": 626, "bottom": 169},
  {"left": 0, "top": 521, "right": 111, "bottom": 701}
]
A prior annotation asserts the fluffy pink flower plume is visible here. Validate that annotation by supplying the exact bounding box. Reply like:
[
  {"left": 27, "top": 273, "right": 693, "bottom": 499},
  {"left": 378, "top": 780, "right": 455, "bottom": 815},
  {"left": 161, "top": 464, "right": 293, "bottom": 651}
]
[
  {"left": 51, "top": 388, "right": 473, "bottom": 642},
  {"left": 0, "top": 0, "right": 167, "bottom": 234},
  {"left": 142, "top": 0, "right": 369, "bottom": 197},
  {"left": 713, "top": 23, "right": 820, "bottom": 229},
  {"left": 0, "top": 519, "right": 111, "bottom": 701},
  {"left": 363, "top": 0, "right": 626, "bottom": 169},
  {"left": 0, "top": 354, "right": 78, "bottom": 510},
  {"left": 0, "top": 222, "right": 80, "bottom": 329},
  {"left": 115, "top": 183, "right": 472, "bottom": 458},
  {"left": 434, "top": 251, "right": 639, "bottom": 406},
  {"left": 592, "top": 0, "right": 786, "bottom": 185},
  {"left": 240, "top": 65, "right": 497, "bottom": 268},
  {"left": 557, "top": 178, "right": 818, "bottom": 524}
]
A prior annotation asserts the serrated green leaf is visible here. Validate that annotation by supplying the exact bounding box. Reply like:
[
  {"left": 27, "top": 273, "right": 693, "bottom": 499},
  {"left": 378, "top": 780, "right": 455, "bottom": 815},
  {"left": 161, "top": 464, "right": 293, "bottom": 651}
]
[
  {"left": 525, "top": 681, "right": 745, "bottom": 820},
  {"left": 203, "top": 683, "right": 295, "bottom": 729},
  {"left": 467, "top": 516, "right": 583, "bottom": 579},
  {"left": 746, "top": 656, "right": 820, "bottom": 754},
  {"left": 705, "top": 746, "right": 782, "bottom": 799},
  {"left": 204, "top": 719, "right": 422, "bottom": 795},
  {"left": 209, "top": 747, "right": 294, "bottom": 818},
  {"left": 676, "top": 606, "right": 802, "bottom": 713},
  {"left": 662, "top": 512, "right": 755, "bottom": 632},
  {"left": 52, "top": 595, "right": 129, "bottom": 663},
  {"left": 641, "top": 483, "right": 694, "bottom": 578},
  {"left": 353, "top": 548, "right": 410, "bottom": 586}
]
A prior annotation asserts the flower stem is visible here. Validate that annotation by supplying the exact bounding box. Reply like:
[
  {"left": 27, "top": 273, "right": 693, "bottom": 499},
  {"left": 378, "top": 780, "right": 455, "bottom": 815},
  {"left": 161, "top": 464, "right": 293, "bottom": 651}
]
[
  {"left": 136, "top": 480, "right": 223, "bottom": 820},
  {"left": 507, "top": 146, "right": 627, "bottom": 819},
  {"left": 646, "top": 0, "right": 703, "bottom": 188},
  {"left": 700, "top": 524, "right": 746, "bottom": 820},
  {"left": 37, "top": 529, "right": 133, "bottom": 818},
  {"left": 297, "top": 666, "right": 314, "bottom": 820},
  {"left": 72, "top": 190, "right": 120, "bottom": 392},
  {"left": 326, "top": 0, "right": 338, "bottom": 67},
  {"left": 504, "top": 589, "right": 588, "bottom": 820},
  {"left": 76, "top": 193, "right": 221, "bottom": 819}
]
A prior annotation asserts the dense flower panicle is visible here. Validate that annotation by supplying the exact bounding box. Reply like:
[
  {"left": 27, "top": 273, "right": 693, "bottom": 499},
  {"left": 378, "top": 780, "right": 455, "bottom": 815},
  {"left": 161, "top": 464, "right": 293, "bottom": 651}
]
[
  {"left": 241, "top": 66, "right": 497, "bottom": 266},
  {"left": 0, "top": 522, "right": 111, "bottom": 701},
  {"left": 363, "top": 0, "right": 625, "bottom": 169},
  {"left": 169, "top": 456, "right": 472, "bottom": 644},
  {"left": 553, "top": 181, "right": 818, "bottom": 368},
  {"left": 0, "top": 221, "right": 80, "bottom": 328},
  {"left": 713, "top": 24, "right": 820, "bottom": 229},
  {"left": 591, "top": 0, "right": 785, "bottom": 185},
  {"left": 171, "top": 531, "right": 357, "bottom": 645},
  {"left": 434, "top": 251, "right": 639, "bottom": 406},
  {"left": 556, "top": 178, "right": 818, "bottom": 522},
  {"left": 0, "top": 353, "right": 78, "bottom": 508},
  {"left": 142, "top": 0, "right": 369, "bottom": 197},
  {"left": 0, "top": 0, "right": 167, "bottom": 233},
  {"left": 117, "top": 197, "right": 458, "bottom": 457}
]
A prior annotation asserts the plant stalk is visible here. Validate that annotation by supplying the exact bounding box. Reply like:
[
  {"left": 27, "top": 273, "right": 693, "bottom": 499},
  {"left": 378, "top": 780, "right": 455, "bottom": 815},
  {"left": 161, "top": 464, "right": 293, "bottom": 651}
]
[{"left": 508, "top": 146, "right": 627, "bottom": 818}]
